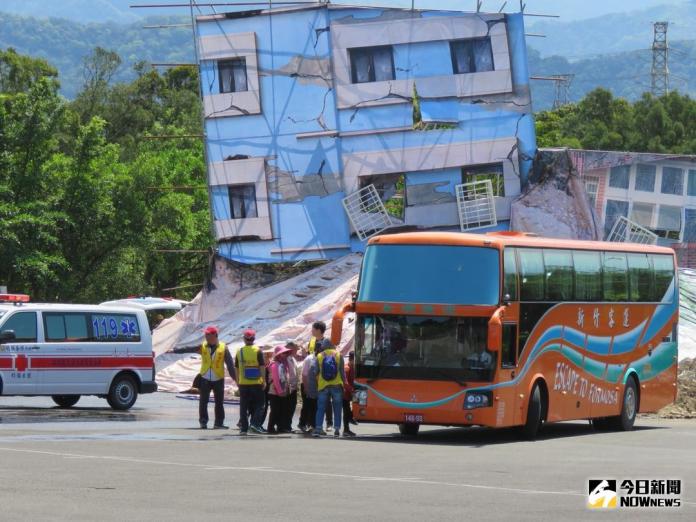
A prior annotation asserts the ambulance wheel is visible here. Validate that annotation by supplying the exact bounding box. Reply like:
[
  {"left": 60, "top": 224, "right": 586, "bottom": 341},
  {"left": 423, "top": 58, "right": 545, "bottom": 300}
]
[
  {"left": 520, "top": 384, "right": 544, "bottom": 440},
  {"left": 398, "top": 423, "right": 420, "bottom": 437},
  {"left": 107, "top": 374, "right": 138, "bottom": 410},
  {"left": 607, "top": 378, "right": 638, "bottom": 431},
  {"left": 52, "top": 395, "right": 80, "bottom": 408}
]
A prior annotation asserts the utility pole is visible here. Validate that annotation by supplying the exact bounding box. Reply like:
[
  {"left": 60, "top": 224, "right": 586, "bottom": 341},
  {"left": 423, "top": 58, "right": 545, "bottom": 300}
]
[
  {"left": 530, "top": 74, "right": 574, "bottom": 109},
  {"left": 651, "top": 21, "right": 669, "bottom": 97},
  {"left": 552, "top": 74, "right": 573, "bottom": 109}
]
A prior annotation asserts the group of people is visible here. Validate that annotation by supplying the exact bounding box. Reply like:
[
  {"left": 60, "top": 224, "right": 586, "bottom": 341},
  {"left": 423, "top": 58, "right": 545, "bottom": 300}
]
[{"left": 174, "top": 321, "right": 357, "bottom": 438}]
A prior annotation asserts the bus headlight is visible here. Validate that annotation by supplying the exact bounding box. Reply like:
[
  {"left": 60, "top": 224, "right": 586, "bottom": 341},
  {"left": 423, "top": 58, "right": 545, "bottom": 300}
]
[
  {"left": 464, "top": 391, "right": 492, "bottom": 409},
  {"left": 353, "top": 390, "right": 368, "bottom": 406}
]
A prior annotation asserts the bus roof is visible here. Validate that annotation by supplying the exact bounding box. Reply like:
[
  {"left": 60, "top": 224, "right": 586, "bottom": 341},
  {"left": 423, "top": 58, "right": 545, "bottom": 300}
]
[{"left": 369, "top": 231, "right": 676, "bottom": 256}]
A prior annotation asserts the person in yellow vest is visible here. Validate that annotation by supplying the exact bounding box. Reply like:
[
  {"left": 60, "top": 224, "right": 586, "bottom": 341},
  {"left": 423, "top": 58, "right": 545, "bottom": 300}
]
[
  {"left": 173, "top": 325, "right": 235, "bottom": 429},
  {"left": 312, "top": 339, "right": 346, "bottom": 438},
  {"left": 306, "top": 321, "right": 333, "bottom": 430},
  {"left": 235, "top": 329, "right": 267, "bottom": 435},
  {"left": 307, "top": 320, "right": 326, "bottom": 355}
]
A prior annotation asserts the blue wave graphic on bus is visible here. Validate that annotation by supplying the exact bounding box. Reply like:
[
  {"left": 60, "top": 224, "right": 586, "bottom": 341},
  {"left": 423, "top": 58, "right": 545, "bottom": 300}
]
[{"left": 359, "top": 280, "right": 677, "bottom": 410}]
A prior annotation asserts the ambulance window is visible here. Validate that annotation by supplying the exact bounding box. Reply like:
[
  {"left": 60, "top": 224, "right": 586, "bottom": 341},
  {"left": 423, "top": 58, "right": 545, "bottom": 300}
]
[
  {"left": 44, "top": 313, "right": 90, "bottom": 342},
  {"left": 1, "top": 312, "right": 37, "bottom": 342}
]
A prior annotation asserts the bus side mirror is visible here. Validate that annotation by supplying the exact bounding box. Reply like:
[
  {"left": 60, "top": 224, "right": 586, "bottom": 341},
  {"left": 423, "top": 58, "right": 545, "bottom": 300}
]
[
  {"left": 0, "top": 330, "right": 16, "bottom": 344},
  {"left": 487, "top": 308, "right": 504, "bottom": 352}
]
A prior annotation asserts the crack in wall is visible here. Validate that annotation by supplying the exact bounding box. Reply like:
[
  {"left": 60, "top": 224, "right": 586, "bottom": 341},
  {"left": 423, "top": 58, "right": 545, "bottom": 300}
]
[
  {"left": 314, "top": 26, "right": 330, "bottom": 49},
  {"left": 286, "top": 87, "right": 333, "bottom": 131},
  {"left": 266, "top": 164, "right": 342, "bottom": 203},
  {"left": 267, "top": 56, "right": 333, "bottom": 87}
]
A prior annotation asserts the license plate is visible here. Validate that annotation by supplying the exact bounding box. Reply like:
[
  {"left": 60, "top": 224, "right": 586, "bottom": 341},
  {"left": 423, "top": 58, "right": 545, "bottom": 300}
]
[{"left": 403, "top": 413, "right": 423, "bottom": 423}]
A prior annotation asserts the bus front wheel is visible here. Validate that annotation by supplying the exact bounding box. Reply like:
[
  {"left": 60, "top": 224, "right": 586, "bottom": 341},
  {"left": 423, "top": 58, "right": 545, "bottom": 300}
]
[
  {"left": 520, "top": 384, "right": 544, "bottom": 440},
  {"left": 398, "top": 423, "right": 420, "bottom": 437}
]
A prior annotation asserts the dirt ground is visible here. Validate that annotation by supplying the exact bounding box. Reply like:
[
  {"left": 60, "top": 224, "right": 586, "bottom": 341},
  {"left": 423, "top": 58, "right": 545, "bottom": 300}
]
[{"left": 659, "top": 358, "right": 696, "bottom": 418}]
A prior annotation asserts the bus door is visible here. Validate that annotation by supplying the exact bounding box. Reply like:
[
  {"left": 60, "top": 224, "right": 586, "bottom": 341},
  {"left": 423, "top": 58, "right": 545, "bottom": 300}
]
[{"left": 497, "top": 303, "right": 521, "bottom": 427}]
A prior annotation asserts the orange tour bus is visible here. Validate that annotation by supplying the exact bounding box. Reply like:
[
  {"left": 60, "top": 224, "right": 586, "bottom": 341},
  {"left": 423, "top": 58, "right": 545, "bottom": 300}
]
[{"left": 330, "top": 231, "right": 678, "bottom": 438}]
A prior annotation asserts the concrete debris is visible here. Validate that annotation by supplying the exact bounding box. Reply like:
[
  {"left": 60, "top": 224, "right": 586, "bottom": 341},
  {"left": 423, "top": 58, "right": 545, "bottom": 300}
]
[
  {"left": 510, "top": 149, "right": 601, "bottom": 240},
  {"left": 659, "top": 358, "right": 696, "bottom": 419},
  {"left": 154, "top": 255, "right": 361, "bottom": 395}
]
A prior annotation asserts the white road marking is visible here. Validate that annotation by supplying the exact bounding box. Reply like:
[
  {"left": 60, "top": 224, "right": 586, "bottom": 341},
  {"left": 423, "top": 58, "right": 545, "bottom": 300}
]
[{"left": 1, "top": 446, "right": 694, "bottom": 506}]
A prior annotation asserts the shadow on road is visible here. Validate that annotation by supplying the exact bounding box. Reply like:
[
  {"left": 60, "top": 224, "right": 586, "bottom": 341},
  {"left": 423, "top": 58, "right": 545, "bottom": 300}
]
[
  {"left": 0, "top": 406, "right": 140, "bottom": 424},
  {"left": 347, "top": 421, "right": 666, "bottom": 447}
]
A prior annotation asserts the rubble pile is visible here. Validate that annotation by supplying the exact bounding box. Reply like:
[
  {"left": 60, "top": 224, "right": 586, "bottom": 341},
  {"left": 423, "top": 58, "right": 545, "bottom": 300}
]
[{"left": 659, "top": 359, "right": 696, "bottom": 419}]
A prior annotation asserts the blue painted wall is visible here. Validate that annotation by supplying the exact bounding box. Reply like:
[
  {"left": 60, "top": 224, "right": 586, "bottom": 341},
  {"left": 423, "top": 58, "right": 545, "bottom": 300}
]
[{"left": 197, "top": 6, "right": 537, "bottom": 265}]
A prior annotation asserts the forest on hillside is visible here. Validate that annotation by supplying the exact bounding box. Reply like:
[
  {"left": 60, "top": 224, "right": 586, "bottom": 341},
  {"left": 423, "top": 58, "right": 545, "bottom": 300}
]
[{"left": 0, "top": 48, "right": 211, "bottom": 303}]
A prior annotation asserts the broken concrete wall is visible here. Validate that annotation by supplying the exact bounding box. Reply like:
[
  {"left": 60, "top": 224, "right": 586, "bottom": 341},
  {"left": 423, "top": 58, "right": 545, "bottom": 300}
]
[
  {"left": 197, "top": 6, "right": 538, "bottom": 265},
  {"left": 510, "top": 149, "right": 601, "bottom": 240}
]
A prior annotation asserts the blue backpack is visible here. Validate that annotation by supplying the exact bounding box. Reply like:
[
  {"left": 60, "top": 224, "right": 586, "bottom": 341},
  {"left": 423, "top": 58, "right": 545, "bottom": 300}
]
[{"left": 321, "top": 353, "right": 338, "bottom": 381}]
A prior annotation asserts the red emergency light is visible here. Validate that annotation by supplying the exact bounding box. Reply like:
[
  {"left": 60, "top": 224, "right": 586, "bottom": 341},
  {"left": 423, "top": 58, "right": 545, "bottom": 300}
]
[{"left": 0, "top": 294, "right": 31, "bottom": 303}]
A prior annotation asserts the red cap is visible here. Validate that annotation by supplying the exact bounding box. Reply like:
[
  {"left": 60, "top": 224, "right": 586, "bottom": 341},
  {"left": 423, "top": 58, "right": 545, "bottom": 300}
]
[
  {"left": 204, "top": 326, "right": 219, "bottom": 335},
  {"left": 243, "top": 329, "right": 256, "bottom": 339}
]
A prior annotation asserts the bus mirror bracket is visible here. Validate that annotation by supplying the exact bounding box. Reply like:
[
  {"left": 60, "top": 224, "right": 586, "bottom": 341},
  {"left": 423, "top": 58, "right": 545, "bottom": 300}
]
[
  {"left": 487, "top": 307, "right": 504, "bottom": 353},
  {"left": 330, "top": 300, "right": 356, "bottom": 346},
  {"left": 503, "top": 293, "right": 511, "bottom": 306}
]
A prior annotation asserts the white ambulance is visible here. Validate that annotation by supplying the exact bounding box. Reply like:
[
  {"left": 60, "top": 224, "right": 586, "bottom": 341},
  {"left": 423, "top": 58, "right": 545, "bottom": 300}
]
[{"left": 0, "top": 294, "right": 156, "bottom": 410}]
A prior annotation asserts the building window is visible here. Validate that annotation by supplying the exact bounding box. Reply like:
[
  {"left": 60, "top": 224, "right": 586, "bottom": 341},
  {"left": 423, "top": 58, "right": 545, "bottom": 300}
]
[
  {"left": 229, "top": 184, "right": 258, "bottom": 219},
  {"left": 608, "top": 165, "right": 630, "bottom": 189},
  {"left": 450, "top": 38, "right": 494, "bottom": 74},
  {"left": 359, "top": 174, "right": 405, "bottom": 220},
  {"left": 635, "top": 164, "right": 656, "bottom": 192},
  {"left": 604, "top": 199, "right": 629, "bottom": 238},
  {"left": 655, "top": 204, "right": 682, "bottom": 239},
  {"left": 687, "top": 169, "right": 696, "bottom": 196},
  {"left": 661, "top": 167, "right": 684, "bottom": 195},
  {"left": 218, "top": 58, "right": 248, "bottom": 94},
  {"left": 630, "top": 202, "right": 655, "bottom": 228},
  {"left": 462, "top": 163, "right": 505, "bottom": 197},
  {"left": 584, "top": 175, "right": 599, "bottom": 207},
  {"left": 349, "top": 46, "right": 395, "bottom": 84}
]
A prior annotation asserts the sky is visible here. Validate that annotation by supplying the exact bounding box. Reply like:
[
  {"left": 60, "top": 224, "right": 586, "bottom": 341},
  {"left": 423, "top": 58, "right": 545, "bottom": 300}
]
[{"left": 124, "top": 0, "right": 692, "bottom": 22}]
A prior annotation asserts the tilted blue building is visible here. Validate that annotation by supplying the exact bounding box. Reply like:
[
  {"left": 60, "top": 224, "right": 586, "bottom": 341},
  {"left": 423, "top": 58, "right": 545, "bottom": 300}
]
[{"left": 195, "top": 3, "right": 537, "bottom": 264}]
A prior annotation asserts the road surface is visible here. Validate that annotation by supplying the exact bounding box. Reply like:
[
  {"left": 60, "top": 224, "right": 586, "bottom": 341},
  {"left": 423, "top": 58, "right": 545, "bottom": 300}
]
[{"left": 0, "top": 393, "right": 693, "bottom": 521}]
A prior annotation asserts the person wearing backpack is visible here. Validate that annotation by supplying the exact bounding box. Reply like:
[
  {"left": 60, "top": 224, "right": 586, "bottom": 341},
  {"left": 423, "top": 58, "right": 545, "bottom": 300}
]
[
  {"left": 312, "top": 339, "right": 346, "bottom": 438},
  {"left": 234, "top": 329, "right": 267, "bottom": 435},
  {"left": 307, "top": 321, "right": 333, "bottom": 430}
]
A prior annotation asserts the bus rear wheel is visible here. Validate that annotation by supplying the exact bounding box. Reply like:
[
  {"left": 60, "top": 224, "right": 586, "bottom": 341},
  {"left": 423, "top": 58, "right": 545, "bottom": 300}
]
[
  {"left": 52, "top": 395, "right": 80, "bottom": 408},
  {"left": 520, "top": 384, "right": 544, "bottom": 440},
  {"left": 608, "top": 378, "right": 638, "bottom": 431},
  {"left": 398, "top": 423, "right": 420, "bottom": 437}
]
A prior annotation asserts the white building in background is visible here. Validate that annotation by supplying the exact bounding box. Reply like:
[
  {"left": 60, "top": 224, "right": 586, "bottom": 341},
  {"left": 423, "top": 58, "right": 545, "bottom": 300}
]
[{"left": 560, "top": 149, "right": 696, "bottom": 267}]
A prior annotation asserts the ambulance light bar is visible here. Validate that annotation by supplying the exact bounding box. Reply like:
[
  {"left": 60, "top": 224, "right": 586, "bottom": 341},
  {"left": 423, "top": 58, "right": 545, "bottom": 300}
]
[{"left": 0, "top": 294, "right": 31, "bottom": 303}]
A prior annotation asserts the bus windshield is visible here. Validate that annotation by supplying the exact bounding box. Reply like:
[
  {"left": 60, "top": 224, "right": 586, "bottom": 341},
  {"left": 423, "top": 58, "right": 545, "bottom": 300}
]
[
  {"left": 358, "top": 244, "right": 500, "bottom": 305},
  {"left": 357, "top": 315, "right": 496, "bottom": 382}
]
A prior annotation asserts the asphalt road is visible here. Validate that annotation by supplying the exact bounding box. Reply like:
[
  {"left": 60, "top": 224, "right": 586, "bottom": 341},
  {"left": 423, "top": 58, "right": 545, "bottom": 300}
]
[{"left": 0, "top": 393, "right": 694, "bottom": 521}]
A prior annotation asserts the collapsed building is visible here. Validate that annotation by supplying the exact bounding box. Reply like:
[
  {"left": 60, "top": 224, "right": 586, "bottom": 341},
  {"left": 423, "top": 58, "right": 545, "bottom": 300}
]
[{"left": 155, "top": 4, "right": 695, "bottom": 408}]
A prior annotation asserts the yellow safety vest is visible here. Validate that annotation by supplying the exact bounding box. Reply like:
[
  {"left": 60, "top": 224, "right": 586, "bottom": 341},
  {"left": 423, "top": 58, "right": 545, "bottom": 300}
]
[
  {"left": 237, "top": 344, "right": 263, "bottom": 386},
  {"left": 317, "top": 349, "right": 343, "bottom": 391},
  {"left": 200, "top": 342, "right": 227, "bottom": 380},
  {"left": 308, "top": 337, "right": 317, "bottom": 355}
]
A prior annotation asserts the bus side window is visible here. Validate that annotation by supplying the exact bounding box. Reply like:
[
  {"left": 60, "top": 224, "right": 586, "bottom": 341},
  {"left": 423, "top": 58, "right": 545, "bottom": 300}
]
[
  {"left": 573, "top": 250, "right": 602, "bottom": 301},
  {"left": 628, "top": 254, "right": 654, "bottom": 302},
  {"left": 543, "top": 249, "right": 573, "bottom": 301},
  {"left": 603, "top": 252, "right": 628, "bottom": 302},
  {"left": 501, "top": 323, "right": 517, "bottom": 367},
  {"left": 652, "top": 254, "right": 675, "bottom": 302},
  {"left": 518, "top": 249, "right": 544, "bottom": 301},
  {"left": 503, "top": 248, "right": 518, "bottom": 301}
]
